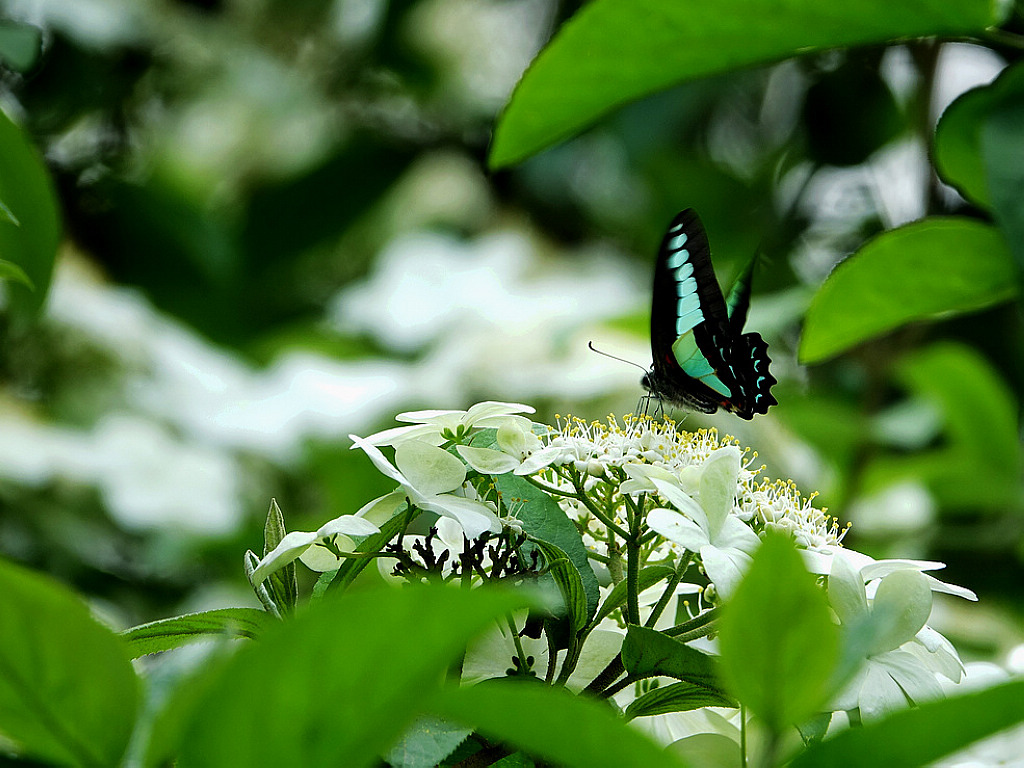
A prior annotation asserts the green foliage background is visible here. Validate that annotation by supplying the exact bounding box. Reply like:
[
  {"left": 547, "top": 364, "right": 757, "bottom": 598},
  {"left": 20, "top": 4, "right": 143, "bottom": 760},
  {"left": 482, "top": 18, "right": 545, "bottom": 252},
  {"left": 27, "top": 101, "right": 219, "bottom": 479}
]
[{"left": 1, "top": 0, "right": 1023, "bottom": 764}]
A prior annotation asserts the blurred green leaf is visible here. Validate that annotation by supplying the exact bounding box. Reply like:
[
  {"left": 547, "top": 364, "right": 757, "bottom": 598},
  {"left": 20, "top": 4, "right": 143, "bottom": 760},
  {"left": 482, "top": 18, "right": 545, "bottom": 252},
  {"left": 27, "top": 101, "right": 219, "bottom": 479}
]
[
  {"left": 122, "top": 608, "right": 273, "bottom": 658},
  {"left": 385, "top": 715, "right": 472, "bottom": 768},
  {"left": 718, "top": 532, "right": 839, "bottom": 733},
  {"left": 624, "top": 680, "right": 736, "bottom": 721},
  {"left": 493, "top": 472, "right": 600, "bottom": 617},
  {"left": 791, "top": 678, "right": 1024, "bottom": 768},
  {"left": 0, "top": 20, "right": 42, "bottom": 72},
  {"left": 176, "top": 585, "right": 530, "bottom": 768},
  {"left": 982, "top": 102, "right": 1024, "bottom": 281},
  {"left": 433, "top": 680, "right": 689, "bottom": 768},
  {"left": 934, "top": 61, "right": 1024, "bottom": 210},
  {"left": 800, "top": 218, "right": 1016, "bottom": 363},
  {"left": 0, "top": 258, "right": 34, "bottom": 289},
  {"left": 802, "top": 55, "right": 902, "bottom": 167},
  {"left": 863, "top": 342, "right": 1021, "bottom": 510},
  {"left": 0, "top": 108, "right": 60, "bottom": 319},
  {"left": 490, "top": 0, "right": 1006, "bottom": 168},
  {"left": 0, "top": 557, "right": 139, "bottom": 767}
]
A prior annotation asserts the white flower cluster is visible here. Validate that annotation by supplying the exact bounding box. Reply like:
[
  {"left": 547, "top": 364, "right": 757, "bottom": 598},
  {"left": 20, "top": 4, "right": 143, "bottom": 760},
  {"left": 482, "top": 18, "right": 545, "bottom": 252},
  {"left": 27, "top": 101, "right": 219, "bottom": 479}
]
[{"left": 248, "top": 401, "right": 978, "bottom": 731}]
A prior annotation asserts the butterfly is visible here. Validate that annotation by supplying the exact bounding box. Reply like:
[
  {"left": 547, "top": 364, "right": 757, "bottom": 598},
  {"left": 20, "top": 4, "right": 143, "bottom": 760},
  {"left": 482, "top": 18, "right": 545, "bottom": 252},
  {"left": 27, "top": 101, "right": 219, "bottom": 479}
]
[{"left": 641, "top": 209, "right": 777, "bottom": 420}]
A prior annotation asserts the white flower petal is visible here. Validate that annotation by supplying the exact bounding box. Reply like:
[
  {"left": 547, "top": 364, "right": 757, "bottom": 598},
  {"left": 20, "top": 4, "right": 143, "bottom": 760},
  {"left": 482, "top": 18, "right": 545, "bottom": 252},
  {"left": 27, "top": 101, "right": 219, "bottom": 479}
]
[
  {"left": 395, "top": 408, "right": 462, "bottom": 424},
  {"left": 396, "top": 440, "right": 466, "bottom": 496},
  {"left": 701, "top": 545, "right": 753, "bottom": 599},
  {"left": 349, "top": 433, "right": 409, "bottom": 486},
  {"left": 456, "top": 445, "right": 520, "bottom": 475},
  {"left": 828, "top": 549, "right": 870, "bottom": 625},
  {"left": 355, "top": 491, "right": 407, "bottom": 525},
  {"left": 514, "top": 445, "right": 570, "bottom": 475},
  {"left": 699, "top": 447, "right": 741, "bottom": 535},
  {"left": 857, "top": 658, "right": 911, "bottom": 720},
  {"left": 869, "top": 570, "right": 932, "bottom": 655},
  {"left": 464, "top": 401, "right": 536, "bottom": 422},
  {"left": 648, "top": 507, "right": 709, "bottom": 552},
  {"left": 875, "top": 649, "right": 944, "bottom": 705},
  {"left": 496, "top": 420, "right": 543, "bottom": 458},
  {"left": 316, "top": 514, "right": 380, "bottom": 539},
  {"left": 651, "top": 478, "right": 707, "bottom": 529},
  {"left": 421, "top": 494, "right": 501, "bottom": 539},
  {"left": 299, "top": 536, "right": 354, "bottom": 572},
  {"left": 920, "top": 574, "right": 977, "bottom": 601},
  {"left": 250, "top": 530, "right": 318, "bottom": 585},
  {"left": 360, "top": 423, "right": 445, "bottom": 447},
  {"left": 712, "top": 516, "right": 761, "bottom": 554}
]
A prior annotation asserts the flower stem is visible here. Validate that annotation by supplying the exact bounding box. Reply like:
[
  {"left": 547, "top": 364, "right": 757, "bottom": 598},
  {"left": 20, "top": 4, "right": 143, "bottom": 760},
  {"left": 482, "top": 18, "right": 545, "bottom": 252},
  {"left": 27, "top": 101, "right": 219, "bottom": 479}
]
[{"left": 644, "top": 553, "right": 692, "bottom": 628}]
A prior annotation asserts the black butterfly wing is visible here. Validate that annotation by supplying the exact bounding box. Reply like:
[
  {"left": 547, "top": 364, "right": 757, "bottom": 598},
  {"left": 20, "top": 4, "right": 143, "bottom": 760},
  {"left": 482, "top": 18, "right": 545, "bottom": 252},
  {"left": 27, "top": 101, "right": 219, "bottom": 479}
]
[{"left": 645, "top": 209, "right": 777, "bottom": 419}]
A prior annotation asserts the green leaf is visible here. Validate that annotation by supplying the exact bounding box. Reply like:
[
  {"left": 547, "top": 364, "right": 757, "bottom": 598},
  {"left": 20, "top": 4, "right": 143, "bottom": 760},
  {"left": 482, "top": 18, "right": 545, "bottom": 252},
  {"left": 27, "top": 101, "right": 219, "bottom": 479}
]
[
  {"left": 982, "top": 100, "right": 1024, "bottom": 281},
  {"left": 263, "top": 499, "right": 298, "bottom": 614},
  {"left": 862, "top": 342, "right": 1021, "bottom": 510},
  {"left": 717, "top": 532, "right": 839, "bottom": 733},
  {"left": 934, "top": 61, "right": 1024, "bottom": 210},
  {"left": 531, "top": 539, "right": 591, "bottom": 634},
  {"left": 176, "top": 585, "right": 530, "bottom": 768},
  {"left": 0, "top": 108, "right": 60, "bottom": 319},
  {"left": 591, "top": 565, "right": 673, "bottom": 628},
  {"left": 624, "top": 680, "right": 736, "bottom": 721},
  {"left": 791, "top": 678, "right": 1024, "bottom": 768},
  {"left": 494, "top": 472, "right": 600, "bottom": 618},
  {"left": 489, "top": 0, "right": 1007, "bottom": 168},
  {"left": 0, "top": 258, "right": 34, "bottom": 289},
  {"left": 0, "top": 197, "right": 20, "bottom": 225},
  {"left": 0, "top": 21, "right": 42, "bottom": 72},
  {"left": 384, "top": 715, "right": 472, "bottom": 768},
  {"left": 0, "top": 557, "right": 139, "bottom": 767},
  {"left": 621, "top": 624, "right": 731, "bottom": 702},
  {"left": 122, "top": 607, "right": 273, "bottom": 658},
  {"left": 800, "top": 218, "right": 1016, "bottom": 363},
  {"left": 433, "top": 680, "right": 689, "bottom": 768}
]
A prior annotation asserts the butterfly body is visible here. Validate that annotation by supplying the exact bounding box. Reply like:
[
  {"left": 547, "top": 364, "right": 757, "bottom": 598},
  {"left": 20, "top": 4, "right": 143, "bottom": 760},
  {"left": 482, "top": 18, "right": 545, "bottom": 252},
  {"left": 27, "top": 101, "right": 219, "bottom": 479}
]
[{"left": 642, "top": 209, "right": 776, "bottom": 420}]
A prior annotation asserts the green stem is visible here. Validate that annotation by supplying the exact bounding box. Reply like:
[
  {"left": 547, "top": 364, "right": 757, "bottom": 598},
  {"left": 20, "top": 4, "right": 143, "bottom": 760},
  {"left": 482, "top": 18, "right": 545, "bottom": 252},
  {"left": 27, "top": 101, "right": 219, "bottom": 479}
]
[
  {"left": 664, "top": 608, "right": 719, "bottom": 640},
  {"left": 506, "top": 614, "right": 530, "bottom": 674},
  {"left": 625, "top": 537, "right": 641, "bottom": 626},
  {"left": 644, "top": 553, "right": 692, "bottom": 628}
]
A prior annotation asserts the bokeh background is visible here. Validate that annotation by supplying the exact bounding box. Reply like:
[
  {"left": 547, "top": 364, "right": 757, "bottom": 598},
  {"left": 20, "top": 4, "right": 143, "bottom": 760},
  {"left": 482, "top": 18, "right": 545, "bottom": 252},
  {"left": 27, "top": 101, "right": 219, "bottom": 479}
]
[{"left": 0, "top": 0, "right": 1020, "bottom": 668}]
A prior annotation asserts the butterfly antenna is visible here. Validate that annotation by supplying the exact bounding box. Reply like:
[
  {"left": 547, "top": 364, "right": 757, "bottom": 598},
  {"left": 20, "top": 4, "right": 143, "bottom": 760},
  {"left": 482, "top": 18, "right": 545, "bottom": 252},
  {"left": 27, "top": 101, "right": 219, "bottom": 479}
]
[{"left": 587, "top": 341, "right": 649, "bottom": 374}]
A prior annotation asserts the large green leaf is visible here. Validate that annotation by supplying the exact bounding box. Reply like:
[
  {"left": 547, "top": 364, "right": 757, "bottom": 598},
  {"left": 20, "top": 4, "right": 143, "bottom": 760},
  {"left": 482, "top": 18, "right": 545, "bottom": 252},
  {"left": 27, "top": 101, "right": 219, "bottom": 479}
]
[
  {"left": 494, "top": 472, "right": 600, "bottom": 618},
  {"left": 176, "top": 585, "right": 529, "bottom": 768},
  {"left": 0, "top": 108, "right": 60, "bottom": 319},
  {"left": 0, "top": 557, "right": 139, "bottom": 767},
  {"left": 717, "top": 532, "right": 839, "bottom": 733},
  {"left": 862, "top": 342, "right": 1021, "bottom": 510},
  {"left": 490, "top": 0, "right": 1007, "bottom": 167},
  {"left": 800, "top": 218, "right": 1016, "bottom": 363},
  {"left": 791, "top": 678, "right": 1024, "bottom": 768},
  {"left": 433, "top": 680, "right": 689, "bottom": 768},
  {"left": 122, "top": 608, "right": 273, "bottom": 658}
]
